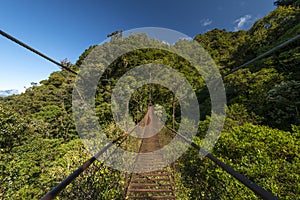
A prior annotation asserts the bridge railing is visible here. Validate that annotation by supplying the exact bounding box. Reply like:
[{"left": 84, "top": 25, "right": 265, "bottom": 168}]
[
  {"left": 1, "top": 29, "right": 299, "bottom": 200},
  {"left": 164, "top": 125, "right": 279, "bottom": 200},
  {"left": 173, "top": 151, "right": 259, "bottom": 199}
]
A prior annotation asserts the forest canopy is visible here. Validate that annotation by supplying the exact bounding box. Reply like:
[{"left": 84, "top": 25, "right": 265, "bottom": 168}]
[{"left": 0, "top": 2, "right": 299, "bottom": 199}]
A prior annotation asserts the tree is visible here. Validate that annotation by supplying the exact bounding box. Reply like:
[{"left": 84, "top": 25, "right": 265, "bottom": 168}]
[
  {"left": 266, "top": 80, "right": 300, "bottom": 129},
  {"left": 274, "top": 0, "right": 300, "bottom": 7},
  {"left": 0, "top": 104, "right": 29, "bottom": 153}
]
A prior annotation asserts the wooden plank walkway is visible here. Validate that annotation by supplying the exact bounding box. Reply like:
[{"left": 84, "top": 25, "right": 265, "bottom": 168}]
[
  {"left": 125, "top": 149, "right": 176, "bottom": 199},
  {"left": 125, "top": 106, "right": 176, "bottom": 200}
]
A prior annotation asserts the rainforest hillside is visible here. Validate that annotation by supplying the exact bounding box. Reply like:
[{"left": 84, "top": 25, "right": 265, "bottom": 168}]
[{"left": 0, "top": 3, "right": 299, "bottom": 199}]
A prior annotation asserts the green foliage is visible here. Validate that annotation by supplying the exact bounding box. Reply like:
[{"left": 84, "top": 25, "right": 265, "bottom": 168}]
[
  {"left": 225, "top": 68, "right": 284, "bottom": 119},
  {"left": 1, "top": 136, "right": 65, "bottom": 199},
  {"left": 266, "top": 80, "right": 300, "bottom": 129},
  {"left": 31, "top": 105, "right": 76, "bottom": 139},
  {"left": 1, "top": 134, "right": 124, "bottom": 199},
  {"left": 0, "top": 104, "right": 29, "bottom": 153},
  {"left": 51, "top": 139, "right": 125, "bottom": 200},
  {"left": 75, "top": 45, "right": 96, "bottom": 67},
  {"left": 180, "top": 5, "right": 300, "bottom": 199},
  {"left": 274, "top": 0, "right": 300, "bottom": 7},
  {"left": 231, "top": 6, "right": 300, "bottom": 68},
  {"left": 214, "top": 124, "right": 300, "bottom": 199},
  {"left": 194, "top": 29, "right": 247, "bottom": 70},
  {"left": 1, "top": 3, "right": 300, "bottom": 199},
  {"left": 177, "top": 123, "right": 299, "bottom": 199},
  {"left": 195, "top": 5, "right": 300, "bottom": 130}
]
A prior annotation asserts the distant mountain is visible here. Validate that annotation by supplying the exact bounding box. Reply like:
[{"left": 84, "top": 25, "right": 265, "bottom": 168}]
[{"left": 0, "top": 89, "right": 19, "bottom": 97}]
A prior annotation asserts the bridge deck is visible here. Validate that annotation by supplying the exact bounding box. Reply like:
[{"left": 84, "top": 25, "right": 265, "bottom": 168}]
[{"left": 126, "top": 106, "right": 176, "bottom": 199}]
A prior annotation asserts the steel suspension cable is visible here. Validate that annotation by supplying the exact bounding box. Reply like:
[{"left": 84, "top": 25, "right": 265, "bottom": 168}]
[
  {"left": 1, "top": 29, "right": 299, "bottom": 82},
  {"left": 40, "top": 127, "right": 136, "bottom": 200},
  {"left": 0, "top": 30, "right": 78, "bottom": 75},
  {"left": 163, "top": 124, "right": 279, "bottom": 200},
  {"left": 2, "top": 29, "right": 294, "bottom": 200},
  {"left": 223, "top": 33, "right": 300, "bottom": 77},
  {"left": 40, "top": 121, "right": 141, "bottom": 200}
]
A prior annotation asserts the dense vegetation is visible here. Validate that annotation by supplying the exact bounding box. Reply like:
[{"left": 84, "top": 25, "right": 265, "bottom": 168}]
[{"left": 1, "top": 3, "right": 299, "bottom": 199}]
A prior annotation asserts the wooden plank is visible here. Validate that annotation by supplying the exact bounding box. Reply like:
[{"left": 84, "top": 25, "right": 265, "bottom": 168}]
[
  {"left": 126, "top": 196, "right": 176, "bottom": 199},
  {"left": 128, "top": 189, "right": 173, "bottom": 193}
]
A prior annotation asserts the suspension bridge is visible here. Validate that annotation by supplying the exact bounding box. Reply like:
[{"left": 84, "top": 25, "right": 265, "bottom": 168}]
[{"left": 1, "top": 29, "right": 299, "bottom": 200}]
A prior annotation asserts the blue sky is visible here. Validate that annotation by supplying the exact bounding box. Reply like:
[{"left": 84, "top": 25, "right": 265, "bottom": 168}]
[{"left": 0, "top": 0, "right": 275, "bottom": 92}]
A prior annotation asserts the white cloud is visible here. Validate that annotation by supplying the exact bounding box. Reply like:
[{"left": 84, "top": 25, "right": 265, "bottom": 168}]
[
  {"left": 0, "top": 89, "right": 19, "bottom": 97},
  {"left": 234, "top": 15, "right": 252, "bottom": 31},
  {"left": 178, "top": 37, "right": 193, "bottom": 41},
  {"left": 161, "top": 40, "right": 171, "bottom": 45},
  {"left": 200, "top": 18, "right": 212, "bottom": 27}
]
